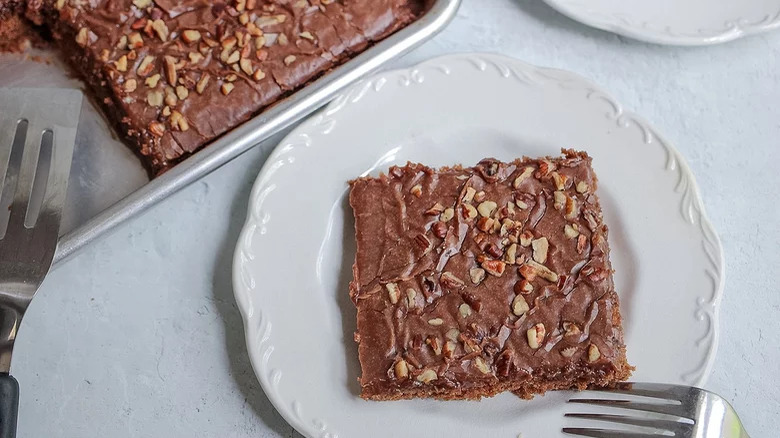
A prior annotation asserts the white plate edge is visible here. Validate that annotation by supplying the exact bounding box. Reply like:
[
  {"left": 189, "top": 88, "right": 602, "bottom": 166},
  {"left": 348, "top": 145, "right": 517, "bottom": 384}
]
[
  {"left": 231, "top": 52, "right": 726, "bottom": 438},
  {"left": 542, "top": 0, "right": 780, "bottom": 46}
]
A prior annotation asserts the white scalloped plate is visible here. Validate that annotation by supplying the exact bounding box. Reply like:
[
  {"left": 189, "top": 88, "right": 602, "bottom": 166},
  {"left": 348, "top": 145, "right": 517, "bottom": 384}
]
[
  {"left": 232, "top": 53, "right": 724, "bottom": 437},
  {"left": 544, "top": 0, "right": 780, "bottom": 45}
]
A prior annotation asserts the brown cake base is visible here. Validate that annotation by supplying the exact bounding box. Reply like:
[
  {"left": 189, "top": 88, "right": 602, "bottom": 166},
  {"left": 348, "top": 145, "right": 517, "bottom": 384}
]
[
  {"left": 349, "top": 150, "right": 632, "bottom": 401},
  {"left": 0, "top": 1, "right": 41, "bottom": 52}
]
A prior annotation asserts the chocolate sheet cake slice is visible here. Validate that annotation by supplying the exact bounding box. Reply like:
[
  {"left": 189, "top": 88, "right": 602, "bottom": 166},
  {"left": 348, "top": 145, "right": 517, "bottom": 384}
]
[
  {"left": 348, "top": 150, "right": 632, "bottom": 400},
  {"left": 34, "top": 0, "right": 425, "bottom": 174}
]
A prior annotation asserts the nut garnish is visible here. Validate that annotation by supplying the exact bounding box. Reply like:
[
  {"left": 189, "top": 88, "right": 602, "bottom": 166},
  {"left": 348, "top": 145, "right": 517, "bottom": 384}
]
[
  {"left": 565, "top": 197, "right": 578, "bottom": 220},
  {"left": 182, "top": 30, "right": 201, "bottom": 43},
  {"left": 553, "top": 191, "right": 566, "bottom": 210},
  {"left": 128, "top": 32, "right": 144, "bottom": 49},
  {"left": 428, "top": 318, "right": 444, "bottom": 326},
  {"left": 514, "top": 279, "right": 533, "bottom": 294},
  {"left": 476, "top": 217, "right": 494, "bottom": 232},
  {"left": 577, "top": 234, "right": 587, "bottom": 253},
  {"left": 406, "top": 289, "right": 417, "bottom": 307},
  {"left": 505, "top": 243, "right": 518, "bottom": 265},
  {"left": 469, "top": 267, "right": 486, "bottom": 285},
  {"left": 538, "top": 159, "right": 555, "bottom": 176},
  {"left": 115, "top": 55, "right": 128, "bottom": 72},
  {"left": 75, "top": 27, "right": 89, "bottom": 46},
  {"left": 473, "top": 357, "right": 491, "bottom": 374},
  {"left": 458, "top": 303, "right": 472, "bottom": 318},
  {"left": 196, "top": 73, "right": 210, "bottom": 94},
  {"left": 394, "top": 359, "right": 409, "bottom": 379},
  {"left": 116, "top": 35, "right": 128, "bottom": 50},
  {"left": 410, "top": 184, "right": 422, "bottom": 197},
  {"left": 416, "top": 369, "right": 437, "bottom": 383},
  {"left": 299, "top": 31, "right": 315, "bottom": 40},
  {"left": 225, "top": 50, "right": 240, "bottom": 64},
  {"left": 587, "top": 344, "right": 601, "bottom": 362},
  {"left": 531, "top": 237, "right": 549, "bottom": 263},
  {"left": 440, "top": 272, "right": 465, "bottom": 289},
  {"left": 462, "top": 187, "right": 476, "bottom": 203},
  {"left": 284, "top": 55, "right": 297, "bottom": 65},
  {"left": 170, "top": 110, "right": 189, "bottom": 131},
  {"left": 133, "top": 0, "right": 151, "bottom": 7},
  {"left": 561, "top": 347, "right": 578, "bottom": 358},
  {"left": 440, "top": 207, "right": 454, "bottom": 222},
  {"left": 519, "top": 230, "right": 533, "bottom": 247},
  {"left": 146, "top": 90, "right": 163, "bottom": 107},
  {"left": 515, "top": 199, "right": 528, "bottom": 209},
  {"left": 137, "top": 55, "right": 155, "bottom": 77},
  {"left": 477, "top": 201, "right": 497, "bottom": 217},
  {"left": 425, "top": 203, "right": 444, "bottom": 215},
  {"left": 426, "top": 336, "right": 442, "bottom": 355},
  {"left": 443, "top": 340, "right": 456, "bottom": 358},
  {"left": 253, "top": 69, "right": 267, "bottom": 81},
  {"left": 148, "top": 121, "right": 165, "bottom": 136},
  {"left": 524, "top": 260, "right": 558, "bottom": 282},
  {"left": 513, "top": 167, "right": 534, "bottom": 188},
  {"left": 431, "top": 221, "right": 448, "bottom": 238},
  {"left": 240, "top": 58, "right": 254, "bottom": 75},
  {"left": 445, "top": 328, "right": 460, "bottom": 341},
  {"left": 526, "top": 323, "right": 545, "bottom": 349},
  {"left": 221, "top": 82, "right": 235, "bottom": 95},
  {"left": 576, "top": 181, "right": 590, "bottom": 194},
  {"left": 481, "top": 259, "right": 506, "bottom": 277},
  {"left": 164, "top": 88, "right": 177, "bottom": 106},
  {"left": 151, "top": 19, "right": 169, "bottom": 41},
  {"left": 563, "top": 321, "right": 581, "bottom": 336},
  {"left": 564, "top": 224, "right": 580, "bottom": 238},
  {"left": 414, "top": 234, "right": 432, "bottom": 255},
  {"left": 123, "top": 79, "right": 137, "bottom": 93},
  {"left": 511, "top": 294, "right": 529, "bottom": 316},
  {"left": 461, "top": 203, "right": 478, "bottom": 220},
  {"left": 189, "top": 52, "right": 204, "bottom": 63},
  {"left": 550, "top": 171, "right": 568, "bottom": 190},
  {"left": 385, "top": 283, "right": 400, "bottom": 304},
  {"left": 175, "top": 85, "right": 188, "bottom": 100},
  {"left": 474, "top": 191, "right": 486, "bottom": 202}
]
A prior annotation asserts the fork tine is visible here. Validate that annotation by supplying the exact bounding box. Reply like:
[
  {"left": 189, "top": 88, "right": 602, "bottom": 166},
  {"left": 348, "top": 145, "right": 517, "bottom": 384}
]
[
  {"left": 0, "top": 113, "right": 18, "bottom": 189},
  {"left": 7, "top": 120, "right": 43, "bottom": 229},
  {"left": 565, "top": 413, "right": 692, "bottom": 435},
  {"left": 595, "top": 382, "right": 695, "bottom": 402},
  {"left": 568, "top": 399, "right": 693, "bottom": 419},
  {"left": 562, "top": 427, "right": 663, "bottom": 438},
  {"left": 40, "top": 126, "right": 75, "bottom": 222}
]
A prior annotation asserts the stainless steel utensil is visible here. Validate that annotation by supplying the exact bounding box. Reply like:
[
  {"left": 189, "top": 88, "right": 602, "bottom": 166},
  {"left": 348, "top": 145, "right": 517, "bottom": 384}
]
[
  {"left": 0, "top": 88, "right": 82, "bottom": 438},
  {"left": 563, "top": 382, "right": 750, "bottom": 438}
]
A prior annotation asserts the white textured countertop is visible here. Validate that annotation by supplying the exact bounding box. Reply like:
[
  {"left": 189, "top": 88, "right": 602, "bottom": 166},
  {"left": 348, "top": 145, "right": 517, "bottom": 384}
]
[{"left": 12, "top": 1, "right": 780, "bottom": 436}]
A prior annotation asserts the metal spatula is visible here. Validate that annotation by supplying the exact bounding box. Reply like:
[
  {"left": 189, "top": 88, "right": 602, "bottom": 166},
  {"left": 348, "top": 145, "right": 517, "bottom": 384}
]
[{"left": 0, "top": 88, "right": 82, "bottom": 438}]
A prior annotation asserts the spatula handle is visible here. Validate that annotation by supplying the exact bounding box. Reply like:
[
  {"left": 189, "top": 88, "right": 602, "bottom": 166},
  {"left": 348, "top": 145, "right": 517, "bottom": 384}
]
[{"left": 0, "top": 373, "right": 18, "bottom": 438}]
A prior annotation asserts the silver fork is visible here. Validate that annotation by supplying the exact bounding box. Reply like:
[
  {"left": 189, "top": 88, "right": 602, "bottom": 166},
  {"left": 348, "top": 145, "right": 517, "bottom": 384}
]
[
  {"left": 0, "top": 88, "right": 82, "bottom": 438},
  {"left": 563, "top": 382, "right": 750, "bottom": 438}
]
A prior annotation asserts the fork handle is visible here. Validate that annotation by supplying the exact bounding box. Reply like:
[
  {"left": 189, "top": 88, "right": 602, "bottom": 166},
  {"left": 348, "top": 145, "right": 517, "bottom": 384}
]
[{"left": 0, "top": 373, "right": 18, "bottom": 438}]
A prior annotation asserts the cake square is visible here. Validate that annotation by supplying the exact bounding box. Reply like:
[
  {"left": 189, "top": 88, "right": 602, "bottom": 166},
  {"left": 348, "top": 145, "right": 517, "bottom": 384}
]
[
  {"left": 348, "top": 150, "right": 632, "bottom": 400},
  {"left": 36, "top": 0, "right": 425, "bottom": 174}
]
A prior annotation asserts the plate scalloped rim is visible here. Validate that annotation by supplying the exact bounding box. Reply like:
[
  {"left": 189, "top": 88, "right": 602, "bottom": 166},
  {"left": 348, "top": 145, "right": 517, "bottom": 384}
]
[
  {"left": 543, "top": 0, "right": 780, "bottom": 45},
  {"left": 232, "top": 53, "right": 725, "bottom": 438}
]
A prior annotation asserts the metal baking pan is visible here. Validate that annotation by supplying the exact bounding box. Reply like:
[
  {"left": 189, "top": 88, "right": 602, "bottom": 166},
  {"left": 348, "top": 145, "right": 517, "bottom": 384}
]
[{"left": 0, "top": 0, "right": 460, "bottom": 266}]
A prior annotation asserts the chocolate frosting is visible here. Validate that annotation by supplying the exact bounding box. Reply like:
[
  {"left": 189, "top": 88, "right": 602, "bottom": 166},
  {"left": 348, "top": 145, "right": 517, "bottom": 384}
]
[
  {"left": 39, "top": 0, "right": 424, "bottom": 173},
  {"left": 349, "top": 150, "right": 630, "bottom": 398}
]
